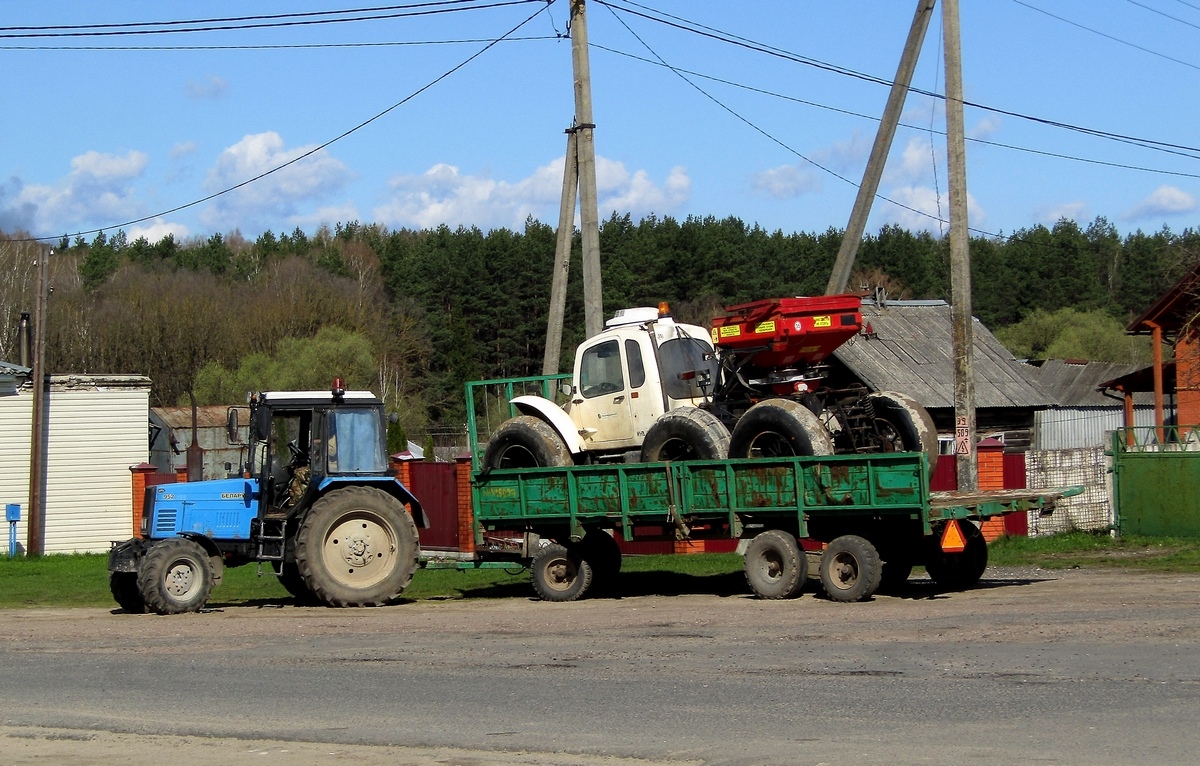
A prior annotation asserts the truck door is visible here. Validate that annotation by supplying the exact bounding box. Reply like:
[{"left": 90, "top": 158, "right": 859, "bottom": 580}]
[{"left": 574, "top": 338, "right": 637, "bottom": 450}]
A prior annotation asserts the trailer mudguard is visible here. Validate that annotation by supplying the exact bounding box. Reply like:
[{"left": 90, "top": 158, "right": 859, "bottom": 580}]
[
  {"left": 316, "top": 476, "right": 430, "bottom": 528},
  {"left": 510, "top": 395, "right": 585, "bottom": 454}
]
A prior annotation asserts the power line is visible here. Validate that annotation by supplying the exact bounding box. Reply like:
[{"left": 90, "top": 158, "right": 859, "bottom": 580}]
[
  {"left": 1123, "top": 0, "right": 1200, "bottom": 31},
  {"left": 0, "top": 35, "right": 560, "bottom": 52},
  {"left": 1012, "top": 0, "right": 1200, "bottom": 72},
  {"left": 0, "top": 0, "right": 547, "bottom": 39},
  {"left": 19, "top": 3, "right": 552, "bottom": 244},
  {"left": 590, "top": 43, "right": 1200, "bottom": 181},
  {"left": 598, "top": 0, "right": 1200, "bottom": 161}
]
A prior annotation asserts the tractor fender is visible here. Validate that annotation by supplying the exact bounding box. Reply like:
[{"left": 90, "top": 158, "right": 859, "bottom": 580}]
[
  {"left": 316, "top": 476, "right": 430, "bottom": 529},
  {"left": 510, "top": 395, "right": 585, "bottom": 454}
]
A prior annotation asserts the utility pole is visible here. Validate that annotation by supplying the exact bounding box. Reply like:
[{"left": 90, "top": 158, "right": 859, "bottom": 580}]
[
  {"left": 826, "top": 0, "right": 935, "bottom": 295},
  {"left": 942, "top": 0, "right": 978, "bottom": 490},
  {"left": 543, "top": 127, "right": 580, "bottom": 374},
  {"left": 570, "top": 0, "right": 604, "bottom": 339},
  {"left": 27, "top": 248, "right": 50, "bottom": 556}
]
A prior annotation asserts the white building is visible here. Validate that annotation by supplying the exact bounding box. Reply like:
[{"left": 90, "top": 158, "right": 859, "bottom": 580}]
[{"left": 0, "top": 363, "right": 151, "bottom": 554}]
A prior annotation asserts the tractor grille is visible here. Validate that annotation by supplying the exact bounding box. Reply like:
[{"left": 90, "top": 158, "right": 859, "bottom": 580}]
[{"left": 153, "top": 509, "right": 178, "bottom": 535}]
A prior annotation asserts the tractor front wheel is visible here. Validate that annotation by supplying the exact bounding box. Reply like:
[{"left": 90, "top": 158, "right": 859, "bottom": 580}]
[{"left": 137, "top": 538, "right": 215, "bottom": 615}]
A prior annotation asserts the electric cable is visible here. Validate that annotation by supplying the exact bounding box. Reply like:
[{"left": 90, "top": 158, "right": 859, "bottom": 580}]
[
  {"left": 18, "top": 3, "right": 552, "bottom": 243},
  {"left": 0, "top": 36, "right": 560, "bottom": 52}
]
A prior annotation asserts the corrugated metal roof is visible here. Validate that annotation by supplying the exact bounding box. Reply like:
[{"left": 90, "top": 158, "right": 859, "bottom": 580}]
[
  {"left": 1032, "top": 359, "right": 1142, "bottom": 406},
  {"left": 832, "top": 299, "right": 1055, "bottom": 409},
  {"left": 153, "top": 405, "right": 247, "bottom": 429}
]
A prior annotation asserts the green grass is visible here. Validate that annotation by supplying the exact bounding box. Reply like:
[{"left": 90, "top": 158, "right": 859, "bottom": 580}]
[
  {"left": 988, "top": 531, "right": 1200, "bottom": 572},
  {"left": 4, "top": 537, "right": 1199, "bottom": 610},
  {"left": 0, "top": 552, "right": 746, "bottom": 610}
]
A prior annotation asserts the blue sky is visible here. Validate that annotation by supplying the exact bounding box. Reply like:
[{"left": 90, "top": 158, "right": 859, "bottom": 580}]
[{"left": 2, "top": 0, "right": 1199, "bottom": 245}]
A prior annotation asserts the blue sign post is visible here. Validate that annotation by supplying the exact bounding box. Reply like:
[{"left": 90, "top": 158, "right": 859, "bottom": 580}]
[{"left": 6, "top": 504, "right": 19, "bottom": 557}]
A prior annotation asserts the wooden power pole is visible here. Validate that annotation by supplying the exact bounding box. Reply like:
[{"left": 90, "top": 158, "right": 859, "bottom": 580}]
[
  {"left": 544, "top": 0, "right": 605, "bottom": 372},
  {"left": 826, "top": 0, "right": 935, "bottom": 295},
  {"left": 942, "top": 0, "right": 978, "bottom": 490},
  {"left": 27, "top": 248, "right": 49, "bottom": 556}
]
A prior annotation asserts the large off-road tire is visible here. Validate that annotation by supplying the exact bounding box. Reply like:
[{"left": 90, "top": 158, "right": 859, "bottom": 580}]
[
  {"left": 639, "top": 408, "right": 730, "bottom": 462},
  {"left": 109, "top": 571, "right": 147, "bottom": 614},
  {"left": 877, "top": 559, "right": 914, "bottom": 594},
  {"left": 743, "top": 529, "right": 807, "bottom": 599},
  {"left": 868, "top": 391, "right": 939, "bottom": 476},
  {"left": 924, "top": 520, "right": 988, "bottom": 591},
  {"left": 278, "top": 561, "right": 319, "bottom": 604},
  {"left": 530, "top": 543, "right": 593, "bottom": 602},
  {"left": 728, "top": 399, "right": 834, "bottom": 459},
  {"left": 294, "top": 486, "right": 420, "bottom": 607},
  {"left": 483, "top": 416, "right": 572, "bottom": 469},
  {"left": 578, "top": 530, "right": 622, "bottom": 594},
  {"left": 818, "top": 535, "right": 883, "bottom": 603},
  {"left": 136, "top": 538, "right": 215, "bottom": 615}
]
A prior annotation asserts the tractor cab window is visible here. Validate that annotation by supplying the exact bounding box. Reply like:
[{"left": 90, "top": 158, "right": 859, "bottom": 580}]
[
  {"left": 579, "top": 339, "right": 625, "bottom": 398},
  {"left": 659, "top": 337, "right": 717, "bottom": 400},
  {"left": 324, "top": 408, "right": 386, "bottom": 474}
]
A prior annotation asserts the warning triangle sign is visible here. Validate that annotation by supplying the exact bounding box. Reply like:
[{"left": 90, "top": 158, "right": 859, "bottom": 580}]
[{"left": 941, "top": 520, "right": 967, "bottom": 554}]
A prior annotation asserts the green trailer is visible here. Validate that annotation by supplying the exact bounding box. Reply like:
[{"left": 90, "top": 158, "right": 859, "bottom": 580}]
[{"left": 446, "top": 376, "right": 1077, "bottom": 602}]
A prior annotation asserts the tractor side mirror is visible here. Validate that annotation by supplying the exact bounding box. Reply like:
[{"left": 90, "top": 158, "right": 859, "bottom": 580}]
[
  {"left": 226, "top": 408, "right": 240, "bottom": 443},
  {"left": 560, "top": 382, "right": 573, "bottom": 397}
]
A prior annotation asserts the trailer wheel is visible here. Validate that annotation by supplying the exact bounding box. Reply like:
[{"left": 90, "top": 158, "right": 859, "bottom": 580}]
[
  {"left": 819, "top": 535, "right": 882, "bottom": 602},
  {"left": 877, "top": 560, "right": 914, "bottom": 594},
  {"left": 743, "top": 530, "right": 807, "bottom": 599},
  {"left": 530, "top": 543, "right": 593, "bottom": 602},
  {"left": 137, "top": 538, "right": 215, "bottom": 615},
  {"left": 109, "top": 572, "right": 147, "bottom": 614},
  {"left": 578, "top": 530, "right": 622, "bottom": 594},
  {"left": 278, "top": 562, "right": 318, "bottom": 604},
  {"left": 483, "top": 416, "right": 572, "bottom": 469},
  {"left": 640, "top": 408, "right": 730, "bottom": 462},
  {"left": 295, "top": 486, "right": 419, "bottom": 607},
  {"left": 868, "top": 392, "right": 939, "bottom": 476},
  {"left": 728, "top": 399, "right": 833, "bottom": 459},
  {"left": 925, "top": 521, "right": 988, "bottom": 591}
]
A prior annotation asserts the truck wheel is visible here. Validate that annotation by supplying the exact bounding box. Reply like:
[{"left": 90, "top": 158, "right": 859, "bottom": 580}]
[
  {"left": 483, "top": 416, "right": 572, "bottom": 469},
  {"left": 578, "top": 530, "right": 622, "bottom": 594},
  {"left": 728, "top": 399, "right": 833, "bottom": 459},
  {"left": 639, "top": 408, "right": 730, "bottom": 462},
  {"left": 878, "top": 559, "right": 914, "bottom": 594},
  {"left": 137, "top": 538, "right": 215, "bottom": 615},
  {"left": 295, "top": 486, "right": 420, "bottom": 607},
  {"left": 868, "top": 391, "right": 939, "bottom": 476},
  {"left": 819, "top": 535, "right": 882, "bottom": 602},
  {"left": 924, "top": 521, "right": 988, "bottom": 590},
  {"left": 743, "top": 530, "right": 807, "bottom": 599},
  {"left": 530, "top": 543, "right": 593, "bottom": 602},
  {"left": 279, "top": 562, "right": 318, "bottom": 604},
  {"left": 109, "top": 572, "right": 147, "bottom": 614}
]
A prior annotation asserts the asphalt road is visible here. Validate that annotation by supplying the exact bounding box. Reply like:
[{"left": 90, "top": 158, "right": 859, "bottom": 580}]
[{"left": 2, "top": 567, "right": 1199, "bottom": 766}]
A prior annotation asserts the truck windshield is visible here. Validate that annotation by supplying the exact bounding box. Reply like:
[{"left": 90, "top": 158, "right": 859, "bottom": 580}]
[
  {"left": 325, "top": 408, "right": 386, "bottom": 474},
  {"left": 659, "top": 337, "right": 717, "bottom": 400}
]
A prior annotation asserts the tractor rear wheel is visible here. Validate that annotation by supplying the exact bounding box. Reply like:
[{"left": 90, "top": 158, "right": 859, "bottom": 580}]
[
  {"left": 639, "top": 408, "right": 730, "bottom": 462},
  {"left": 137, "top": 538, "right": 215, "bottom": 615},
  {"left": 295, "top": 486, "right": 419, "bottom": 607},
  {"left": 728, "top": 399, "right": 833, "bottom": 459},
  {"left": 483, "top": 416, "right": 572, "bottom": 469},
  {"left": 279, "top": 561, "right": 318, "bottom": 604},
  {"left": 109, "top": 571, "right": 147, "bottom": 614}
]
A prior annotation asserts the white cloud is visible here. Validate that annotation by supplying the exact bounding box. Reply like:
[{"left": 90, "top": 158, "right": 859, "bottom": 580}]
[
  {"left": 1123, "top": 185, "right": 1197, "bottom": 221},
  {"left": 875, "top": 185, "right": 984, "bottom": 233},
  {"left": 186, "top": 75, "right": 228, "bottom": 100},
  {"left": 969, "top": 115, "right": 1002, "bottom": 140},
  {"left": 170, "top": 141, "right": 197, "bottom": 160},
  {"left": 200, "top": 132, "right": 353, "bottom": 232},
  {"left": 0, "top": 149, "right": 148, "bottom": 235},
  {"left": 374, "top": 156, "right": 689, "bottom": 230},
  {"left": 1035, "top": 201, "right": 1088, "bottom": 226},
  {"left": 884, "top": 136, "right": 940, "bottom": 186},
  {"left": 750, "top": 164, "right": 821, "bottom": 199},
  {"left": 126, "top": 218, "right": 189, "bottom": 243}
]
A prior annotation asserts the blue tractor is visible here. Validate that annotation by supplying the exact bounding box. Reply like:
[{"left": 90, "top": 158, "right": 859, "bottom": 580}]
[{"left": 108, "top": 383, "right": 426, "bottom": 614}]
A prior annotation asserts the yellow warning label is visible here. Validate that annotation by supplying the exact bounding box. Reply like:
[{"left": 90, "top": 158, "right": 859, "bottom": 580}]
[
  {"left": 813, "top": 315, "right": 832, "bottom": 328},
  {"left": 710, "top": 327, "right": 719, "bottom": 344},
  {"left": 940, "top": 520, "right": 967, "bottom": 553},
  {"left": 799, "top": 346, "right": 821, "bottom": 354},
  {"left": 753, "top": 320, "right": 776, "bottom": 334},
  {"left": 719, "top": 325, "right": 742, "bottom": 338}
]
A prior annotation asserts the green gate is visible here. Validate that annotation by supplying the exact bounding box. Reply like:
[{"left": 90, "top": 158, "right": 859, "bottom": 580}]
[{"left": 1111, "top": 427, "right": 1200, "bottom": 536}]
